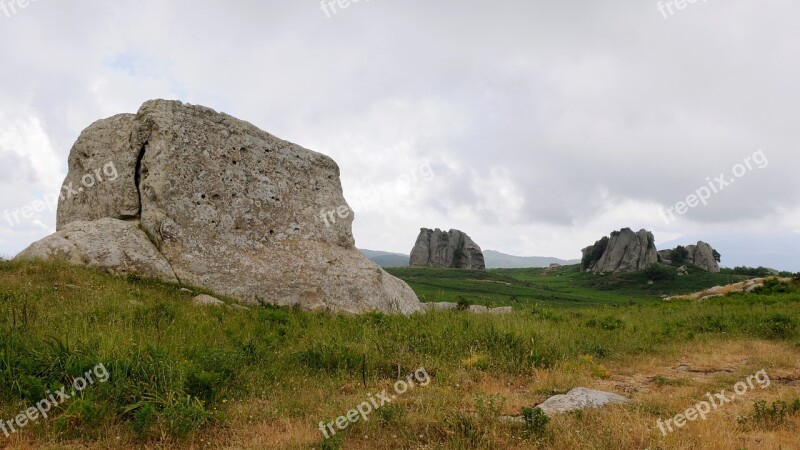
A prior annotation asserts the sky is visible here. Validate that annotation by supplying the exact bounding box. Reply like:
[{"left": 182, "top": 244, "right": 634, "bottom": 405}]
[{"left": 0, "top": 0, "right": 798, "bottom": 271}]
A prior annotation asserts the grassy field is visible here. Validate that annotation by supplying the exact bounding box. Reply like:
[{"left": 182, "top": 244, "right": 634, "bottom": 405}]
[
  {"left": 386, "top": 264, "right": 748, "bottom": 307},
  {"left": 1, "top": 259, "right": 799, "bottom": 449}
]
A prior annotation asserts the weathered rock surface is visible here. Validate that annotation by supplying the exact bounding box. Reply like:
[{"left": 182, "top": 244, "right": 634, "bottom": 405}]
[
  {"left": 17, "top": 100, "right": 423, "bottom": 315},
  {"left": 57, "top": 114, "right": 141, "bottom": 228},
  {"left": 409, "top": 228, "right": 485, "bottom": 270},
  {"left": 16, "top": 218, "right": 178, "bottom": 282},
  {"left": 581, "top": 228, "right": 657, "bottom": 273},
  {"left": 535, "top": 388, "right": 628, "bottom": 415}
]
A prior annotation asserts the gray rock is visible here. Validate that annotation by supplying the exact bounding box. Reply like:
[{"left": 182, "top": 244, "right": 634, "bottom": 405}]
[
  {"left": 421, "top": 302, "right": 457, "bottom": 311},
  {"left": 16, "top": 218, "right": 178, "bottom": 282},
  {"left": 488, "top": 306, "right": 513, "bottom": 315},
  {"left": 535, "top": 388, "right": 628, "bottom": 415},
  {"left": 581, "top": 228, "right": 657, "bottom": 273},
  {"left": 20, "top": 100, "right": 422, "bottom": 315},
  {"left": 193, "top": 294, "right": 224, "bottom": 307},
  {"left": 468, "top": 305, "right": 489, "bottom": 313},
  {"left": 685, "top": 241, "right": 721, "bottom": 273},
  {"left": 409, "top": 228, "right": 485, "bottom": 270}
]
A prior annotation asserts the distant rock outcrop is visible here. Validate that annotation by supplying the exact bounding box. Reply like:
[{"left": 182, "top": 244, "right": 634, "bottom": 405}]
[
  {"left": 686, "top": 242, "right": 721, "bottom": 273},
  {"left": 581, "top": 228, "right": 657, "bottom": 273},
  {"left": 658, "top": 241, "right": 720, "bottom": 273},
  {"left": 16, "top": 100, "right": 422, "bottom": 315},
  {"left": 409, "top": 228, "right": 485, "bottom": 270}
]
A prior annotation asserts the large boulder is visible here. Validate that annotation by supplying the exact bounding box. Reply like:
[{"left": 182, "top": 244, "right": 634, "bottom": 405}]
[
  {"left": 17, "top": 100, "right": 422, "bottom": 315},
  {"left": 581, "top": 228, "right": 657, "bottom": 273},
  {"left": 409, "top": 228, "right": 485, "bottom": 270}
]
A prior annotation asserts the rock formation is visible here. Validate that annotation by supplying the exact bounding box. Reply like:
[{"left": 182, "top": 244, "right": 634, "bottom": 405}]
[
  {"left": 16, "top": 100, "right": 422, "bottom": 315},
  {"left": 658, "top": 241, "right": 720, "bottom": 273},
  {"left": 685, "top": 242, "right": 721, "bottom": 273},
  {"left": 409, "top": 228, "right": 485, "bottom": 270},
  {"left": 581, "top": 228, "right": 657, "bottom": 273}
]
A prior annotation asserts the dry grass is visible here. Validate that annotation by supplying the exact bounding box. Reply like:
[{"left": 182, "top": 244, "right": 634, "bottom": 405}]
[{"left": 1, "top": 340, "right": 797, "bottom": 449}]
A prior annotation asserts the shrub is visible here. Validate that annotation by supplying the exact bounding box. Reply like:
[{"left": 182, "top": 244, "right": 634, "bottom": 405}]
[
  {"left": 521, "top": 407, "right": 549, "bottom": 438},
  {"left": 751, "top": 400, "right": 791, "bottom": 428},
  {"left": 757, "top": 314, "right": 797, "bottom": 339},
  {"left": 644, "top": 264, "right": 675, "bottom": 281},
  {"left": 586, "top": 316, "right": 625, "bottom": 331},
  {"left": 753, "top": 278, "right": 795, "bottom": 295},
  {"left": 130, "top": 403, "right": 157, "bottom": 440},
  {"left": 581, "top": 237, "right": 609, "bottom": 270},
  {"left": 671, "top": 246, "right": 689, "bottom": 264}
]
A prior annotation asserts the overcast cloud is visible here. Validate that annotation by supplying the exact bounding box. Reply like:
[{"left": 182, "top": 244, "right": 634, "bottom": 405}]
[{"left": 0, "top": 0, "right": 798, "bottom": 270}]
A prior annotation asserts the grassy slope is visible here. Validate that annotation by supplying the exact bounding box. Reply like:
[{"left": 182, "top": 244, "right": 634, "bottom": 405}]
[{"left": 0, "top": 259, "right": 798, "bottom": 449}]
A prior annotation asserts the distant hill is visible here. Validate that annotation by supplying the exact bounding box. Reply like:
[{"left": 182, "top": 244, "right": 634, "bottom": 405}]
[
  {"left": 359, "top": 249, "right": 410, "bottom": 267},
  {"left": 360, "top": 248, "right": 579, "bottom": 269},
  {"left": 483, "top": 250, "right": 580, "bottom": 269}
]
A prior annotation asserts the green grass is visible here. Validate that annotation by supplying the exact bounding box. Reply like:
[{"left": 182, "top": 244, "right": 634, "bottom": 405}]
[
  {"left": 0, "top": 259, "right": 797, "bottom": 446},
  {"left": 387, "top": 264, "right": 749, "bottom": 307}
]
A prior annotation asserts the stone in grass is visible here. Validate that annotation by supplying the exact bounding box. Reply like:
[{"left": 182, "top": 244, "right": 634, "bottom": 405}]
[
  {"left": 488, "top": 306, "right": 513, "bottom": 315},
  {"left": 193, "top": 294, "right": 224, "bottom": 307},
  {"left": 535, "top": 388, "right": 628, "bottom": 415},
  {"left": 422, "top": 302, "right": 457, "bottom": 311},
  {"left": 468, "top": 305, "right": 489, "bottom": 313}
]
